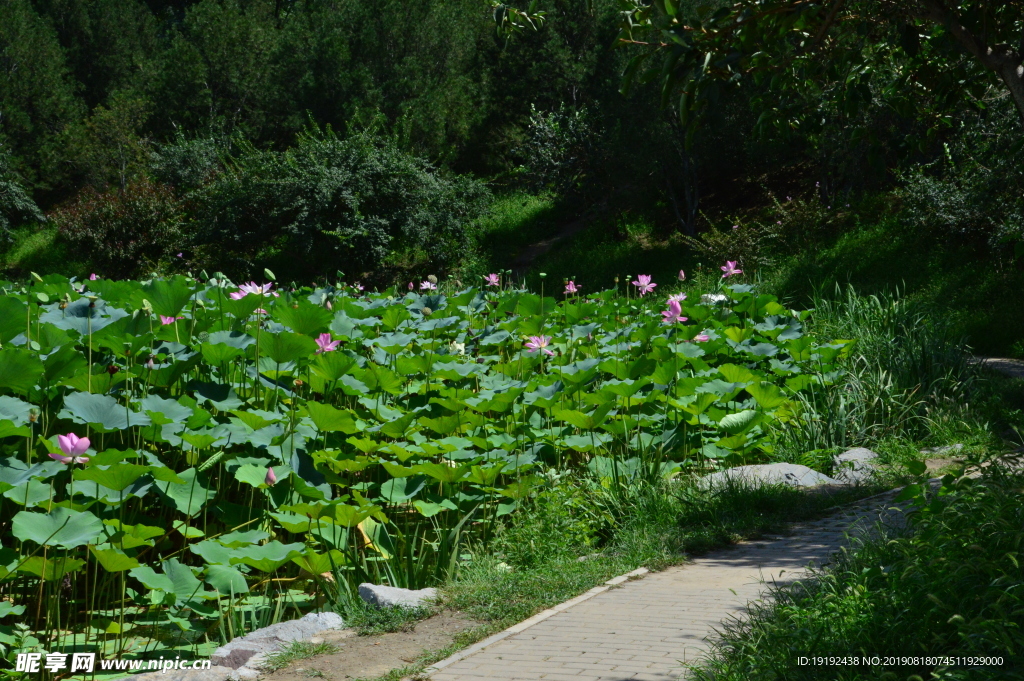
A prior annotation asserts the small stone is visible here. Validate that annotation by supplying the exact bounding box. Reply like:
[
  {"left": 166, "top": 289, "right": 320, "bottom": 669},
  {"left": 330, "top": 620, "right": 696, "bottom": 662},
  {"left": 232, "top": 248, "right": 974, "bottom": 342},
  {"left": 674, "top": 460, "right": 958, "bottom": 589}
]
[
  {"left": 230, "top": 667, "right": 261, "bottom": 681},
  {"left": 309, "top": 637, "right": 323, "bottom": 645},
  {"left": 699, "top": 463, "right": 839, "bottom": 490},
  {"left": 358, "top": 583, "right": 437, "bottom": 609},
  {"left": 833, "top": 448, "right": 880, "bottom": 485}
]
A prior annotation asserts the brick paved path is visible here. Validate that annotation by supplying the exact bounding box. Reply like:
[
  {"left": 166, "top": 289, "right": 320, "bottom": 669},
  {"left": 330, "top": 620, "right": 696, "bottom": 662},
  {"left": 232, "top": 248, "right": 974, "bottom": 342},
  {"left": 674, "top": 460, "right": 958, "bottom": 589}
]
[{"left": 426, "top": 490, "right": 910, "bottom": 681}]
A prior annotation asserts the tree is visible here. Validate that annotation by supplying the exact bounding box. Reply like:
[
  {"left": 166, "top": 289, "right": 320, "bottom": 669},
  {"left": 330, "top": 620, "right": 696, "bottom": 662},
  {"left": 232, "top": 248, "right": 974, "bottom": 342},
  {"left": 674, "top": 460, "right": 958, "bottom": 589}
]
[
  {"left": 0, "top": 145, "right": 45, "bottom": 238},
  {"left": 616, "top": 1, "right": 1024, "bottom": 139},
  {"left": 0, "top": 0, "right": 83, "bottom": 192}
]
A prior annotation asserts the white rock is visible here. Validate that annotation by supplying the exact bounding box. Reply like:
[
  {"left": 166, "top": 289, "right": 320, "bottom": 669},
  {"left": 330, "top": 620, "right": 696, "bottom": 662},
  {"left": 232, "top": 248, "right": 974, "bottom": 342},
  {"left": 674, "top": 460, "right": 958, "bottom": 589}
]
[
  {"left": 833, "top": 447, "right": 880, "bottom": 484},
  {"left": 230, "top": 667, "right": 261, "bottom": 681},
  {"left": 211, "top": 612, "right": 344, "bottom": 669},
  {"left": 699, "top": 463, "right": 839, "bottom": 490},
  {"left": 358, "top": 583, "right": 437, "bottom": 609}
]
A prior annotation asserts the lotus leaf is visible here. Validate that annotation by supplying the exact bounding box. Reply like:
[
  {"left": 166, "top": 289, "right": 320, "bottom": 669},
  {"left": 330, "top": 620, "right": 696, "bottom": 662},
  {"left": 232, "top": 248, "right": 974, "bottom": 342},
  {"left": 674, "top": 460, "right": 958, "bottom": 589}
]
[
  {"left": 13, "top": 507, "right": 103, "bottom": 548},
  {"left": 231, "top": 541, "right": 305, "bottom": 572}
]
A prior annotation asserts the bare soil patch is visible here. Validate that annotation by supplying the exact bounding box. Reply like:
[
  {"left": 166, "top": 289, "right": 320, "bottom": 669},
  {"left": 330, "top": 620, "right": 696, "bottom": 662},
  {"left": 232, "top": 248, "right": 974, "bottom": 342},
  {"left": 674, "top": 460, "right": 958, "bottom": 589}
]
[{"left": 262, "top": 611, "right": 483, "bottom": 681}]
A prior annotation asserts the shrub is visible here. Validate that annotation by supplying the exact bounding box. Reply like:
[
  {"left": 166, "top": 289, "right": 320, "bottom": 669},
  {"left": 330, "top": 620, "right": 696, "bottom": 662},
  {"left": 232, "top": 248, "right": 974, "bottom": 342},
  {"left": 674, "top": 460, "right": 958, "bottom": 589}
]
[
  {"left": 899, "top": 98, "right": 1024, "bottom": 250},
  {"left": 191, "top": 126, "right": 491, "bottom": 281},
  {"left": 512, "top": 104, "right": 603, "bottom": 196},
  {"left": 50, "top": 178, "right": 184, "bottom": 278},
  {"left": 150, "top": 135, "right": 226, "bottom": 194}
]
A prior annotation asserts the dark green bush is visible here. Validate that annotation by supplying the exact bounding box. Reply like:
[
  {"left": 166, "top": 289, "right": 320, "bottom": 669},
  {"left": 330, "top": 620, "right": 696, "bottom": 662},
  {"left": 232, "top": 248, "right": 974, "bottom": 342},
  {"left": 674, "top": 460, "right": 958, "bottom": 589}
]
[
  {"left": 51, "top": 178, "right": 184, "bottom": 278},
  {"left": 189, "top": 127, "right": 491, "bottom": 281}
]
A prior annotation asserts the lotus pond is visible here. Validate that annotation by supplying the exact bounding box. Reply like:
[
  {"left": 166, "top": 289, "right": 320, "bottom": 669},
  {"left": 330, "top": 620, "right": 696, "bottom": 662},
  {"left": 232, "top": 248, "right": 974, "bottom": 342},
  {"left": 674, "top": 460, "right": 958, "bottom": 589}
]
[{"left": 0, "top": 271, "right": 853, "bottom": 666}]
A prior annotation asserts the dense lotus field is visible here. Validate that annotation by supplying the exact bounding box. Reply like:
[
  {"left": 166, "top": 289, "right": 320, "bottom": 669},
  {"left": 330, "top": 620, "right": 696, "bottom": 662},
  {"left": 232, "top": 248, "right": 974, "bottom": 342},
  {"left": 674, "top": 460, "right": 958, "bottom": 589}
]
[{"left": 0, "top": 270, "right": 850, "bottom": 662}]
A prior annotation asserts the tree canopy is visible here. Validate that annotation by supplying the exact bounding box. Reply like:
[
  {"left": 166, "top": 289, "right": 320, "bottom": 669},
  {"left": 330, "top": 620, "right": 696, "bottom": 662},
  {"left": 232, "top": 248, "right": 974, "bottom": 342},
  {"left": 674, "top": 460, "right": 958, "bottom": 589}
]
[{"left": 617, "top": 1, "right": 1024, "bottom": 143}]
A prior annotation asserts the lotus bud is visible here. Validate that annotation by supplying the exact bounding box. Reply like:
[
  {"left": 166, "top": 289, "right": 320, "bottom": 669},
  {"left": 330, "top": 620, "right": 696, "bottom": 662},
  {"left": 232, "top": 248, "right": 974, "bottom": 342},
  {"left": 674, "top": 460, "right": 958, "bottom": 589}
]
[
  {"left": 265, "top": 467, "right": 277, "bottom": 486},
  {"left": 408, "top": 282, "right": 414, "bottom": 290},
  {"left": 678, "top": 270, "right": 686, "bottom": 281}
]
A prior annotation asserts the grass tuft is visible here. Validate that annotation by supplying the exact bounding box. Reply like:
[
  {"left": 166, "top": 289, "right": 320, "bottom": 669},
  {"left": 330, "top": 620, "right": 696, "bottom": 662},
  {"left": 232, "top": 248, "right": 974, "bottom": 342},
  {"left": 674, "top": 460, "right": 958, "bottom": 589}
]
[{"left": 262, "top": 641, "right": 341, "bottom": 673}]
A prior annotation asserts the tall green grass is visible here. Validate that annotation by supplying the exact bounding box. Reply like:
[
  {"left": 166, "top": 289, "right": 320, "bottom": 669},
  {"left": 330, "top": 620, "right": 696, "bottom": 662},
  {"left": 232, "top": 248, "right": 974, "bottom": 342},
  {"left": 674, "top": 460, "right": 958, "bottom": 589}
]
[{"left": 772, "top": 285, "right": 982, "bottom": 459}]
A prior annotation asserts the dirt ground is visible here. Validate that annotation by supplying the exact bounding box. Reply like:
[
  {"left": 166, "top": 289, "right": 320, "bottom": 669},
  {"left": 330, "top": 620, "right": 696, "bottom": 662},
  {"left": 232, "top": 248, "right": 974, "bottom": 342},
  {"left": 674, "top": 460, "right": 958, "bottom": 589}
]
[{"left": 262, "top": 611, "right": 483, "bottom": 681}]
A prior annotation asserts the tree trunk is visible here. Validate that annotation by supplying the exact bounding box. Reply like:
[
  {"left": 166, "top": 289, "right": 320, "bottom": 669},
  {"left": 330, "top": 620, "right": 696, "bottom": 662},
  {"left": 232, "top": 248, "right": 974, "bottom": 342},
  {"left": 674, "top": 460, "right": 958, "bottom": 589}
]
[{"left": 919, "top": 0, "right": 1024, "bottom": 124}]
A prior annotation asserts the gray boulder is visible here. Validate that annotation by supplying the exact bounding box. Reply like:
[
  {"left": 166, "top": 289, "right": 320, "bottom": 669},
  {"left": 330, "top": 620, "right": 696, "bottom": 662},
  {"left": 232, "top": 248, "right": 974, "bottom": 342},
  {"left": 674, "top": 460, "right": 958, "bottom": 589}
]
[
  {"left": 832, "top": 447, "right": 880, "bottom": 484},
  {"left": 358, "top": 583, "right": 437, "bottom": 609},
  {"left": 211, "top": 612, "right": 344, "bottom": 669},
  {"left": 699, "top": 463, "right": 839, "bottom": 490}
]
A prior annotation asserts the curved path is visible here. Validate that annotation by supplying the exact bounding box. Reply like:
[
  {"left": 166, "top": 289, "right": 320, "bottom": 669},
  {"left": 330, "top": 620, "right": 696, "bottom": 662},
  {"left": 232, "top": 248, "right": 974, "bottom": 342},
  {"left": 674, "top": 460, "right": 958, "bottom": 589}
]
[
  {"left": 973, "top": 356, "right": 1024, "bottom": 380},
  {"left": 423, "top": 489, "right": 910, "bottom": 681}
]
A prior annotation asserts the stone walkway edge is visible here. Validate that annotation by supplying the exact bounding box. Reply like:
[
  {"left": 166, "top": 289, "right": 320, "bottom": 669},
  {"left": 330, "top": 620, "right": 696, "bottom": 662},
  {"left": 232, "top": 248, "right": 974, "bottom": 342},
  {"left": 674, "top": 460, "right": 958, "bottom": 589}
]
[{"left": 416, "top": 568, "right": 652, "bottom": 679}]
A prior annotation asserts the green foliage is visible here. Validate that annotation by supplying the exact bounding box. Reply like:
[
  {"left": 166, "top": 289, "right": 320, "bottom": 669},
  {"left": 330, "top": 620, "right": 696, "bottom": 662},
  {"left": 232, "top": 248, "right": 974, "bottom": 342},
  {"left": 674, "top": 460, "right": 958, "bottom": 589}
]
[
  {"left": 156, "top": 127, "right": 492, "bottom": 281},
  {"left": 50, "top": 178, "right": 184, "bottom": 278},
  {"left": 0, "top": 0, "right": 83, "bottom": 190},
  {"left": 0, "top": 148, "right": 44, "bottom": 238},
  {"left": 344, "top": 600, "right": 435, "bottom": 636},
  {"left": 774, "top": 285, "right": 978, "bottom": 453},
  {"left": 262, "top": 640, "right": 341, "bottom": 672},
  {"left": 0, "top": 270, "right": 856, "bottom": 662}
]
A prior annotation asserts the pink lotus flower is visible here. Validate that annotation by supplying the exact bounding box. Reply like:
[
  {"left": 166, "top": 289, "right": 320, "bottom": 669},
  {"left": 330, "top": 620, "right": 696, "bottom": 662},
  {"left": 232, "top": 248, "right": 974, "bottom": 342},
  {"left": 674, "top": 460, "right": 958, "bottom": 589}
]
[
  {"left": 253, "top": 308, "right": 268, "bottom": 315},
  {"left": 720, "top": 261, "right": 743, "bottom": 278},
  {"left": 176, "top": 252, "right": 183, "bottom": 258},
  {"left": 668, "top": 293, "right": 687, "bottom": 303},
  {"left": 229, "top": 281, "right": 279, "bottom": 300},
  {"left": 89, "top": 273, "right": 98, "bottom": 281},
  {"left": 265, "top": 467, "right": 277, "bottom": 486},
  {"left": 159, "top": 315, "right": 183, "bottom": 325},
  {"left": 419, "top": 281, "right": 437, "bottom": 291},
  {"left": 353, "top": 283, "right": 364, "bottom": 292},
  {"left": 564, "top": 280, "right": 578, "bottom": 294},
  {"left": 484, "top": 273, "right": 500, "bottom": 287},
  {"left": 661, "top": 299, "right": 687, "bottom": 324},
  {"left": 326, "top": 300, "right": 332, "bottom": 311},
  {"left": 678, "top": 270, "right": 686, "bottom": 281},
  {"left": 315, "top": 333, "right": 340, "bottom": 354},
  {"left": 524, "top": 335, "right": 554, "bottom": 356},
  {"left": 52, "top": 433, "right": 90, "bottom": 464},
  {"left": 631, "top": 274, "right": 657, "bottom": 296},
  {"left": 693, "top": 334, "right": 710, "bottom": 342},
  {"left": 146, "top": 356, "right": 156, "bottom": 370}
]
